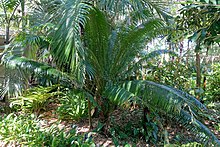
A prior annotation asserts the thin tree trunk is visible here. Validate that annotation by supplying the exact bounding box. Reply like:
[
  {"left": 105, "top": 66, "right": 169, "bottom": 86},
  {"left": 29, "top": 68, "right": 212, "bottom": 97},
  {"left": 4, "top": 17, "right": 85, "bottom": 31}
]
[
  {"left": 88, "top": 99, "right": 93, "bottom": 130},
  {"left": 21, "top": 0, "right": 25, "bottom": 31},
  {"left": 196, "top": 51, "right": 201, "bottom": 99},
  {"left": 203, "top": 46, "right": 210, "bottom": 91},
  {"left": 186, "top": 41, "right": 190, "bottom": 65},
  {"left": 5, "top": 25, "right": 10, "bottom": 44},
  {"left": 179, "top": 39, "right": 183, "bottom": 62}
]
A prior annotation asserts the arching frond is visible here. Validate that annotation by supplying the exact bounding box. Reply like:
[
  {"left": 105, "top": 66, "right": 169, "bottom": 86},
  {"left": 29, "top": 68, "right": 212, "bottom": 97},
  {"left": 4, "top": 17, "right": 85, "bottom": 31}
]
[
  {"left": 1, "top": 55, "right": 79, "bottom": 88},
  {"left": 122, "top": 80, "right": 207, "bottom": 113},
  {"left": 97, "top": 0, "right": 170, "bottom": 21},
  {"left": 29, "top": 0, "right": 63, "bottom": 26},
  {"left": 84, "top": 8, "right": 168, "bottom": 81},
  {"left": 103, "top": 83, "right": 135, "bottom": 106},
  {"left": 83, "top": 8, "right": 111, "bottom": 91},
  {"left": 0, "top": 0, "right": 20, "bottom": 13},
  {"left": 139, "top": 49, "right": 177, "bottom": 62},
  {"left": 104, "top": 80, "right": 219, "bottom": 145},
  {"left": 51, "top": 0, "right": 92, "bottom": 73},
  {"left": 173, "top": 109, "right": 220, "bottom": 146}
]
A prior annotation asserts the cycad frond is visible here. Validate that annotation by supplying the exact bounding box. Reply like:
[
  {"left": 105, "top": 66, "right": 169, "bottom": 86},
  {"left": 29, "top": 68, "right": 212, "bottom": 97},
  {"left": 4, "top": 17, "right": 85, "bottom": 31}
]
[
  {"left": 103, "top": 84, "right": 135, "bottom": 106},
  {"left": 29, "top": 0, "right": 63, "bottom": 25},
  {"left": 84, "top": 8, "right": 111, "bottom": 81},
  {"left": 83, "top": 9, "right": 168, "bottom": 88},
  {"left": 173, "top": 109, "right": 220, "bottom": 146},
  {"left": 104, "top": 80, "right": 219, "bottom": 145},
  {"left": 12, "top": 32, "right": 50, "bottom": 58},
  {"left": 109, "top": 19, "right": 168, "bottom": 80},
  {"left": 122, "top": 80, "right": 206, "bottom": 113}
]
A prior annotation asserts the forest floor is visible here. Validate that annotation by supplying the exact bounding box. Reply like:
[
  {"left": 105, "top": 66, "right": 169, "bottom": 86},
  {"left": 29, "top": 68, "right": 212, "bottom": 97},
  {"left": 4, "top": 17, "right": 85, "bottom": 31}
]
[
  {"left": 0, "top": 101, "right": 220, "bottom": 147},
  {"left": 26, "top": 102, "right": 220, "bottom": 146}
]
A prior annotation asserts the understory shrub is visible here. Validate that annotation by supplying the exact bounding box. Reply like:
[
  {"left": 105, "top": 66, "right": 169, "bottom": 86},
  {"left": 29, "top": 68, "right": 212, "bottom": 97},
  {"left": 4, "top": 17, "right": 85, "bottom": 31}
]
[
  {"left": 108, "top": 108, "right": 163, "bottom": 146},
  {"left": 164, "top": 142, "right": 203, "bottom": 147},
  {"left": 206, "top": 63, "right": 220, "bottom": 102},
  {"left": 57, "top": 88, "right": 88, "bottom": 120},
  {"left": 0, "top": 113, "right": 94, "bottom": 146},
  {"left": 9, "top": 85, "right": 60, "bottom": 113},
  {"left": 146, "top": 59, "right": 193, "bottom": 92}
]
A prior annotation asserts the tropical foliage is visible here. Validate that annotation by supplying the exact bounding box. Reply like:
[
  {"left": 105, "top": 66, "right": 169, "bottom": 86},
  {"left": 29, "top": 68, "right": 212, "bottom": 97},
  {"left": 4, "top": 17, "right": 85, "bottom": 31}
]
[
  {"left": 0, "top": 0, "right": 219, "bottom": 146},
  {"left": 0, "top": 113, "right": 94, "bottom": 146},
  {"left": 206, "top": 63, "right": 220, "bottom": 102}
]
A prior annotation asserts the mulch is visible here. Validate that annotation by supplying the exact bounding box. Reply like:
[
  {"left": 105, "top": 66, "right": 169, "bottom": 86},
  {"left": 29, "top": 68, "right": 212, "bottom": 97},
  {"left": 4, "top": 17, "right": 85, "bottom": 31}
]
[{"left": 0, "top": 102, "right": 219, "bottom": 147}]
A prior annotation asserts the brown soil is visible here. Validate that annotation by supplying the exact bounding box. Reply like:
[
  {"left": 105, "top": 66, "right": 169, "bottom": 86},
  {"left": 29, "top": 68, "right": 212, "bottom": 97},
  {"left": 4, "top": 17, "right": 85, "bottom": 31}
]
[
  {"left": 37, "top": 104, "right": 220, "bottom": 146},
  {"left": 0, "top": 102, "right": 219, "bottom": 147}
]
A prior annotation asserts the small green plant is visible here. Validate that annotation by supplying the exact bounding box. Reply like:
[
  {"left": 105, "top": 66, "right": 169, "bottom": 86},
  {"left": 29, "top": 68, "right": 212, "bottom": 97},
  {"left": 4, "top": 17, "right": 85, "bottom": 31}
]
[
  {"left": 146, "top": 59, "right": 193, "bottom": 92},
  {"left": 206, "top": 63, "right": 220, "bottom": 102},
  {"left": 142, "top": 112, "right": 161, "bottom": 145},
  {"left": 214, "top": 123, "right": 220, "bottom": 132},
  {"left": 164, "top": 142, "right": 203, "bottom": 147},
  {"left": 109, "top": 109, "right": 162, "bottom": 146},
  {"left": 0, "top": 113, "right": 95, "bottom": 146},
  {"left": 9, "top": 85, "right": 60, "bottom": 113},
  {"left": 57, "top": 89, "right": 88, "bottom": 120}
]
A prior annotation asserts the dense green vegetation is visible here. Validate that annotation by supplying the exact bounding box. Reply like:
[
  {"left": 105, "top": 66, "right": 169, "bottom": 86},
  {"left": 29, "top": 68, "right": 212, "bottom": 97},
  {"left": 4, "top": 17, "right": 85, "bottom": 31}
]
[{"left": 0, "top": 0, "right": 219, "bottom": 146}]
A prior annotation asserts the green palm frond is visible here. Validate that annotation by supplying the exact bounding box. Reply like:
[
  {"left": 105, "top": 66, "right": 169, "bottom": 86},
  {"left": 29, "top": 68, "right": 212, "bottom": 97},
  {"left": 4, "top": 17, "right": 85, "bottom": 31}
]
[
  {"left": 123, "top": 80, "right": 206, "bottom": 113},
  {"left": 51, "top": 0, "right": 92, "bottom": 73},
  {"left": 109, "top": 19, "right": 168, "bottom": 80},
  {"left": 12, "top": 32, "right": 50, "bottom": 58},
  {"left": 103, "top": 83, "right": 135, "bottom": 106},
  {"left": 0, "top": 0, "right": 20, "bottom": 12},
  {"left": 104, "top": 80, "right": 219, "bottom": 145},
  {"left": 83, "top": 8, "right": 111, "bottom": 90},
  {"left": 8, "top": 1, "right": 62, "bottom": 61},
  {"left": 165, "top": 85, "right": 207, "bottom": 111},
  {"left": 29, "top": 0, "right": 63, "bottom": 25},
  {"left": 174, "top": 109, "right": 220, "bottom": 145},
  {"left": 1, "top": 55, "right": 79, "bottom": 88},
  {"left": 97, "top": 0, "right": 170, "bottom": 21},
  {"left": 84, "top": 8, "right": 168, "bottom": 82}
]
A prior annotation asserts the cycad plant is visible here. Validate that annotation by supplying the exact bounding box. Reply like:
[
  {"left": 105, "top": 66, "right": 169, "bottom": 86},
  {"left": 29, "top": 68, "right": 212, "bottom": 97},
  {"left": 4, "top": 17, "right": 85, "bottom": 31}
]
[{"left": 0, "top": 0, "right": 220, "bottom": 145}]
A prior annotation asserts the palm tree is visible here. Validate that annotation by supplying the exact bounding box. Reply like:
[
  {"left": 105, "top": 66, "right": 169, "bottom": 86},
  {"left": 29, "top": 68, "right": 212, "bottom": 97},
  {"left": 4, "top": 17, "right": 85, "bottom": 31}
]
[
  {"left": 1, "top": 0, "right": 220, "bottom": 145},
  {"left": 0, "top": 0, "right": 21, "bottom": 44}
]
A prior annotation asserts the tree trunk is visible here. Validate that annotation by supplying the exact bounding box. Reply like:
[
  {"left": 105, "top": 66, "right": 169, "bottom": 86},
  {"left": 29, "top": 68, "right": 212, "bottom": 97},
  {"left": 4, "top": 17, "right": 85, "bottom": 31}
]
[
  {"left": 203, "top": 46, "right": 210, "bottom": 91},
  {"left": 21, "top": 0, "right": 25, "bottom": 31},
  {"left": 196, "top": 51, "right": 201, "bottom": 99},
  {"left": 88, "top": 99, "right": 93, "bottom": 130},
  {"left": 5, "top": 25, "right": 10, "bottom": 44},
  {"left": 186, "top": 41, "right": 190, "bottom": 65}
]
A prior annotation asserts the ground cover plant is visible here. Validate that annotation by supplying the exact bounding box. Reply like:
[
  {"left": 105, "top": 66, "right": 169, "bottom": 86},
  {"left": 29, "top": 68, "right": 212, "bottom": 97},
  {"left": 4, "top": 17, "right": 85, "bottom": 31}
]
[{"left": 0, "top": 113, "right": 95, "bottom": 146}]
